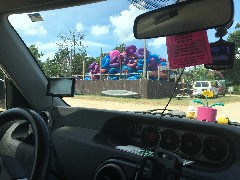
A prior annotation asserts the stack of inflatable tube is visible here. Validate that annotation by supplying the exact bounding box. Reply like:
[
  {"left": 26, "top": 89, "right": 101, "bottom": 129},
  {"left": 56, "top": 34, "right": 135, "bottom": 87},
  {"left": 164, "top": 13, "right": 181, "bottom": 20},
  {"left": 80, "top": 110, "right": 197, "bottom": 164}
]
[{"left": 85, "top": 45, "right": 169, "bottom": 80}]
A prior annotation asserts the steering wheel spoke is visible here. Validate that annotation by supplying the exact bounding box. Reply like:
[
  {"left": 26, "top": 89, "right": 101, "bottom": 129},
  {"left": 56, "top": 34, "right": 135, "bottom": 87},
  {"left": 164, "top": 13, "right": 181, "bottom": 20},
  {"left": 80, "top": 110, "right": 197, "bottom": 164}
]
[{"left": 0, "top": 108, "right": 51, "bottom": 180}]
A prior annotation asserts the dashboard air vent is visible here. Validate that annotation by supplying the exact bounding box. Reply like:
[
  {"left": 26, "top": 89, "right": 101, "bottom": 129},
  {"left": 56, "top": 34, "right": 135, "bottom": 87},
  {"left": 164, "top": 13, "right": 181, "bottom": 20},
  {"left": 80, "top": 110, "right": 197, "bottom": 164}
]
[
  {"left": 38, "top": 111, "right": 50, "bottom": 124},
  {"left": 93, "top": 163, "right": 126, "bottom": 180}
]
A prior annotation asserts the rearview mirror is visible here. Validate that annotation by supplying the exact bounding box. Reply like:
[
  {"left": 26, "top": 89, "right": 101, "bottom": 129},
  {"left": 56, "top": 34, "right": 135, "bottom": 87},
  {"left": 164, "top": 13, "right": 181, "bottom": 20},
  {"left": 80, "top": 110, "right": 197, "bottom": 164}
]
[{"left": 134, "top": 0, "right": 234, "bottom": 39}]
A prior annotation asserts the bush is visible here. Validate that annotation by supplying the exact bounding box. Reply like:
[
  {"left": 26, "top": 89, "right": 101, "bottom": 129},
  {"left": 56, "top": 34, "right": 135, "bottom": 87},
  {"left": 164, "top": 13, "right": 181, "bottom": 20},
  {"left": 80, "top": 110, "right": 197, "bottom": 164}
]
[{"left": 232, "top": 85, "right": 240, "bottom": 95}]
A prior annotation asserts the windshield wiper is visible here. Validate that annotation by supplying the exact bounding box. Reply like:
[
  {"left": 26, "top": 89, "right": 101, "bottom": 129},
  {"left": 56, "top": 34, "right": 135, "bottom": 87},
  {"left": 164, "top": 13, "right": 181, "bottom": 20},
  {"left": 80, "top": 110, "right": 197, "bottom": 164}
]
[{"left": 228, "top": 121, "right": 240, "bottom": 127}]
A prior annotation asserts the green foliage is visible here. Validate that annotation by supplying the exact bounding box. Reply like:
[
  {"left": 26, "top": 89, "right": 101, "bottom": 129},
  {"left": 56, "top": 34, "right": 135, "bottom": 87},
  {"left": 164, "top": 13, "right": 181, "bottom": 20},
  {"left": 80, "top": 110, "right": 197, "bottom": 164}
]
[
  {"left": 193, "top": 99, "right": 224, "bottom": 107},
  {"left": 236, "top": 23, "right": 240, "bottom": 29},
  {"left": 184, "top": 24, "right": 240, "bottom": 86},
  {"left": 222, "top": 59, "right": 240, "bottom": 85},
  {"left": 43, "top": 57, "right": 63, "bottom": 77},
  {"left": 28, "top": 44, "right": 44, "bottom": 69},
  {"left": 28, "top": 28, "right": 103, "bottom": 77},
  {"left": 114, "top": 43, "right": 126, "bottom": 52},
  {"left": 210, "top": 102, "right": 224, "bottom": 108},
  {"left": 74, "top": 54, "right": 88, "bottom": 75},
  {"left": 54, "top": 29, "right": 88, "bottom": 76},
  {"left": 232, "top": 85, "right": 240, "bottom": 95},
  {"left": 228, "top": 23, "right": 240, "bottom": 55},
  {"left": 37, "top": 29, "right": 91, "bottom": 77},
  {"left": 182, "top": 66, "right": 219, "bottom": 83},
  {"left": 84, "top": 56, "right": 98, "bottom": 74},
  {"left": 193, "top": 99, "right": 205, "bottom": 106},
  {"left": 221, "top": 24, "right": 240, "bottom": 85}
]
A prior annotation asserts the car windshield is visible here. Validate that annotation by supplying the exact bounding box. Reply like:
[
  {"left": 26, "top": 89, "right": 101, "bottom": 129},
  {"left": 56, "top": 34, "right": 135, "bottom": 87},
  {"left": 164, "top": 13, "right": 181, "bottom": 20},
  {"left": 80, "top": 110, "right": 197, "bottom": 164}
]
[{"left": 8, "top": 0, "right": 240, "bottom": 123}]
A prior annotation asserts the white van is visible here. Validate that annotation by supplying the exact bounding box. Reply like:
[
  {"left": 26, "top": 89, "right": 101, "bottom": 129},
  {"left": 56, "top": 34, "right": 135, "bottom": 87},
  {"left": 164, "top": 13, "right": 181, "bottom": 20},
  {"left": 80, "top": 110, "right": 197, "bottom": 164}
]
[{"left": 192, "top": 80, "right": 225, "bottom": 97}]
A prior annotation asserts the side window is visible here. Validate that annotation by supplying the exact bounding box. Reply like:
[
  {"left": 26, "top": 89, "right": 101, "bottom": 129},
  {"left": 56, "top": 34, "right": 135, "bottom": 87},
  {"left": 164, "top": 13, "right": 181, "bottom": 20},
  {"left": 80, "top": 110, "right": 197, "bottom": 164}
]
[
  {"left": 202, "top": 82, "right": 209, "bottom": 87},
  {"left": 195, "top": 82, "right": 201, "bottom": 87}
]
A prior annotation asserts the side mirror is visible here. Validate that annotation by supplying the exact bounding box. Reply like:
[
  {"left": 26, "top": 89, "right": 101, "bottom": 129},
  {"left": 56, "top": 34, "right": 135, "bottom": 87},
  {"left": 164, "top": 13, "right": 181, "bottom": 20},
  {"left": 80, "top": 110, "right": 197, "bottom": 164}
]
[
  {"left": 46, "top": 77, "right": 75, "bottom": 97},
  {"left": 134, "top": 0, "right": 234, "bottom": 39}
]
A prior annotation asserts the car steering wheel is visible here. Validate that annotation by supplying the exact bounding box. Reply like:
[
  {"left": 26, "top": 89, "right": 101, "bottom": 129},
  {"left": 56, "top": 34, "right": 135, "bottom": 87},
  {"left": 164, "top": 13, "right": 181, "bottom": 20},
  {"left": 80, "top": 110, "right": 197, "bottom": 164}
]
[{"left": 0, "top": 108, "right": 51, "bottom": 180}]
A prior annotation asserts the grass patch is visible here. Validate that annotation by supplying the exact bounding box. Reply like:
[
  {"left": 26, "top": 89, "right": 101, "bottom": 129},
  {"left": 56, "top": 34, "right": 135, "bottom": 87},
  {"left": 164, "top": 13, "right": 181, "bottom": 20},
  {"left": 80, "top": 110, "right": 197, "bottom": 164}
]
[{"left": 73, "top": 94, "right": 240, "bottom": 106}]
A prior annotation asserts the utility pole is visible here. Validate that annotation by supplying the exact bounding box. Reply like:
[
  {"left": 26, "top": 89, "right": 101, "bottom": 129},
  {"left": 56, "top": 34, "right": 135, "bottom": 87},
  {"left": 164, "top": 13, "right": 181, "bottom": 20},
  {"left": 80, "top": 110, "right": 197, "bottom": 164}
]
[
  {"left": 70, "top": 49, "right": 73, "bottom": 76},
  {"left": 73, "top": 34, "right": 76, "bottom": 75}
]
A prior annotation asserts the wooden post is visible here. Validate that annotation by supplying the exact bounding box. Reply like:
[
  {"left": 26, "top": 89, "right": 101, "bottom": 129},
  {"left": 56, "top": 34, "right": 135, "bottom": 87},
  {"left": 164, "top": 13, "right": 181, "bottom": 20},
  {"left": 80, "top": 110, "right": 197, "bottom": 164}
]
[
  {"left": 167, "top": 70, "right": 170, "bottom": 82},
  {"left": 100, "top": 47, "right": 103, "bottom": 80},
  {"left": 158, "top": 66, "right": 161, "bottom": 81},
  {"left": 182, "top": 78, "right": 185, "bottom": 96},
  {"left": 120, "top": 60, "right": 122, "bottom": 80},
  {"left": 83, "top": 60, "right": 85, "bottom": 80}
]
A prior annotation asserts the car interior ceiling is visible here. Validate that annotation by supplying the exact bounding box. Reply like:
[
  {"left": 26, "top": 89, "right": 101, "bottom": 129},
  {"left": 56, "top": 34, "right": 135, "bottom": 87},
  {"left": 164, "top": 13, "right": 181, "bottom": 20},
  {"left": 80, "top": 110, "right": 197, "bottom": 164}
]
[{"left": 0, "top": 0, "right": 240, "bottom": 180}]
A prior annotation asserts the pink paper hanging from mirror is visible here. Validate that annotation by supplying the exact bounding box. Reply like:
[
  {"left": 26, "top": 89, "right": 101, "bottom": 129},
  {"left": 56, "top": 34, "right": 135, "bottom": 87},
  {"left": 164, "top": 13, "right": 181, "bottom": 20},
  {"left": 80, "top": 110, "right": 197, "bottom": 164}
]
[{"left": 166, "top": 31, "right": 213, "bottom": 69}]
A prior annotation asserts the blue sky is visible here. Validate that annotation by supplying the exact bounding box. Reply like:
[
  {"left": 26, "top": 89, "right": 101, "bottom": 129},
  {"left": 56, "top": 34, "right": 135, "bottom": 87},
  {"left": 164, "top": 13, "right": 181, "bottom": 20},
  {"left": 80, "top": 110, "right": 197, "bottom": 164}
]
[{"left": 8, "top": 0, "right": 240, "bottom": 61}]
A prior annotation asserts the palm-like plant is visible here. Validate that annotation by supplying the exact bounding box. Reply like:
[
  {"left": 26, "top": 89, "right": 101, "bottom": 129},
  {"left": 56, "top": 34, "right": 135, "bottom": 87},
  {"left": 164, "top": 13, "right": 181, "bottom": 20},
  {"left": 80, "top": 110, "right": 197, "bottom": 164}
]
[{"left": 193, "top": 90, "right": 224, "bottom": 107}]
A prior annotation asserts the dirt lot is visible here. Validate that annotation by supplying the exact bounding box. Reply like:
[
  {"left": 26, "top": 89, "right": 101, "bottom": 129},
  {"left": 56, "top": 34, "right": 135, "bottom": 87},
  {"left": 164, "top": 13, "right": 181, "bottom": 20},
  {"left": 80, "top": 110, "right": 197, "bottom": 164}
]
[{"left": 64, "top": 96, "right": 240, "bottom": 122}]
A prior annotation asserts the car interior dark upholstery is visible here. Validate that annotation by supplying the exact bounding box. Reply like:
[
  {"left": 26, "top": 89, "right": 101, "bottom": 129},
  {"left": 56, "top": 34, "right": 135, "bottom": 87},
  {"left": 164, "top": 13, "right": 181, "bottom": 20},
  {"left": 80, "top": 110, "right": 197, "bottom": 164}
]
[{"left": 0, "top": 0, "right": 239, "bottom": 180}]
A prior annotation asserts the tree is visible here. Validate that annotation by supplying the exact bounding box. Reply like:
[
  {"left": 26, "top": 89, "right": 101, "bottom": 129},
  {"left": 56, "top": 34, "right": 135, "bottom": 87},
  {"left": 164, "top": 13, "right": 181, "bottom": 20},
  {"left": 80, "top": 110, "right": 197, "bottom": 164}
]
[
  {"left": 235, "top": 23, "right": 240, "bottom": 31},
  {"left": 182, "top": 66, "right": 218, "bottom": 84},
  {"left": 56, "top": 29, "right": 88, "bottom": 76},
  {"left": 28, "top": 44, "right": 44, "bottom": 69},
  {"left": 42, "top": 57, "right": 62, "bottom": 77},
  {"left": 43, "top": 47, "right": 74, "bottom": 77},
  {"left": 84, "top": 56, "right": 99, "bottom": 73},
  {"left": 222, "top": 24, "right": 240, "bottom": 85},
  {"left": 114, "top": 43, "right": 126, "bottom": 52}
]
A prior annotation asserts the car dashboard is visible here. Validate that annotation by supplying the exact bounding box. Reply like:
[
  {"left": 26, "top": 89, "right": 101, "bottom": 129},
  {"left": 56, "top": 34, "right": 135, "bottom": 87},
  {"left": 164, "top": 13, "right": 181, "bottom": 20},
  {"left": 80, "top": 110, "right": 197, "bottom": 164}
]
[
  {"left": 1, "top": 106, "right": 240, "bottom": 180},
  {"left": 100, "top": 112, "right": 235, "bottom": 169}
]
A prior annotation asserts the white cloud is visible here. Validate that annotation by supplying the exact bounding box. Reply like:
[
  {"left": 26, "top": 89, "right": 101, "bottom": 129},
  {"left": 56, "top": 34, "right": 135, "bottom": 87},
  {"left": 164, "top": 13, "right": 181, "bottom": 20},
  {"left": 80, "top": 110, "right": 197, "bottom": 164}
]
[
  {"left": 83, "top": 40, "right": 108, "bottom": 48},
  {"left": 91, "top": 25, "right": 110, "bottom": 36},
  {"left": 32, "top": 41, "right": 57, "bottom": 61},
  {"left": 110, "top": 4, "right": 146, "bottom": 42},
  {"left": 9, "top": 14, "right": 47, "bottom": 36},
  {"left": 35, "top": 41, "right": 58, "bottom": 51},
  {"left": 41, "top": 52, "right": 55, "bottom": 61},
  {"left": 76, "top": 22, "right": 84, "bottom": 32},
  {"left": 33, "top": 40, "right": 108, "bottom": 59},
  {"left": 148, "top": 37, "right": 166, "bottom": 48}
]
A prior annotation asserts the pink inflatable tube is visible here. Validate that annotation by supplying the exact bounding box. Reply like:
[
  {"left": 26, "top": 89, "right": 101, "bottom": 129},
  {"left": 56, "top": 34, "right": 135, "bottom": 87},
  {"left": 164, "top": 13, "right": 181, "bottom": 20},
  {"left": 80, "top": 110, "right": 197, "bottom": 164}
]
[{"left": 109, "top": 50, "right": 120, "bottom": 60}]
